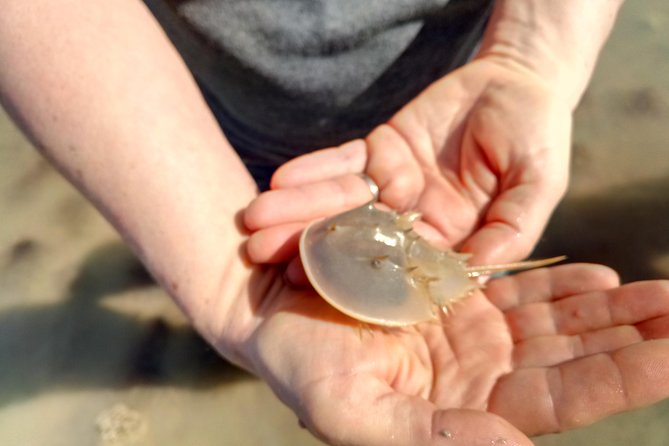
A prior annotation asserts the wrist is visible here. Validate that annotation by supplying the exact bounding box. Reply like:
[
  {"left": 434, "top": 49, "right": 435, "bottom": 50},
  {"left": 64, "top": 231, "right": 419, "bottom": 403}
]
[{"left": 475, "top": 0, "right": 625, "bottom": 110}]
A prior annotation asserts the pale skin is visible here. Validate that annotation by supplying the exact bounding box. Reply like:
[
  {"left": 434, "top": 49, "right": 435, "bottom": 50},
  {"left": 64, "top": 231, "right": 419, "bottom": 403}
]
[
  {"left": 2, "top": 1, "right": 669, "bottom": 446},
  {"left": 244, "top": 0, "right": 623, "bottom": 268},
  {"left": 244, "top": 58, "right": 573, "bottom": 276}
]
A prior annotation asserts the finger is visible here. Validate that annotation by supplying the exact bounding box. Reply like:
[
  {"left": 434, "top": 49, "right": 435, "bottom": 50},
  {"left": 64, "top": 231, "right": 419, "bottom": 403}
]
[
  {"left": 270, "top": 139, "right": 367, "bottom": 188},
  {"left": 244, "top": 174, "right": 374, "bottom": 230},
  {"left": 513, "top": 325, "right": 643, "bottom": 368},
  {"left": 301, "top": 374, "right": 532, "bottom": 446},
  {"left": 285, "top": 256, "right": 310, "bottom": 286},
  {"left": 485, "top": 263, "right": 620, "bottom": 311},
  {"left": 637, "top": 314, "right": 669, "bottom": 339},
  {"left": 410, "top": 177, "right": 480, "bottom": 248},
  {"left": 246, "top": 222, "right": 304, "bottom": 263},
  {"left": 506, "top": 281, "right": 669, "bottom": 342},
  {"left": 489, "top": 340, "right": 669, "bottom": 436},
  {"left": 514, "top": 304, "right": 669, "bottom": 369},
  {"left": 365, "top": 124, "right": 425, "bottom": 212},
  {"left": 460, "top": 180, "right": 565, "bottom": 265},
  {"left": 513, "top": 313, "right": 669, "bottom": 368}
]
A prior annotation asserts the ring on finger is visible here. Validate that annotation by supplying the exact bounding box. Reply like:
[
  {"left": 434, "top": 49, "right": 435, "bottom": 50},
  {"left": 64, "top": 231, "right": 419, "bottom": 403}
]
[{"left": 357, "top": 173, "right": 379, "bottom": 202}]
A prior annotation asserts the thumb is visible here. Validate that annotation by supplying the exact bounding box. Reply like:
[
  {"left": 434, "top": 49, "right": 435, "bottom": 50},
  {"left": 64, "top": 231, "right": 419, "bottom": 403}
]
[
  {"left": 300, "top": 375, "right": 532, "bottom": 446},
  {"left": 460, "top": 180, "right": 564, "bottom": 265}
]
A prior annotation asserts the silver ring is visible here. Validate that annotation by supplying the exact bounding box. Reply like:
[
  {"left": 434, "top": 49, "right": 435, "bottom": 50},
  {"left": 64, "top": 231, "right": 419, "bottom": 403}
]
[{"left": 357, "top": 173, "right": 379, "bottom": 202}]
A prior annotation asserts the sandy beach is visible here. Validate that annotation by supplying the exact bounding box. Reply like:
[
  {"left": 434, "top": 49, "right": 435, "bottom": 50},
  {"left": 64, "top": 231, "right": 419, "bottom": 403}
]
[{"left": 1, "top": 0, "right": 668, "bottom": 445}]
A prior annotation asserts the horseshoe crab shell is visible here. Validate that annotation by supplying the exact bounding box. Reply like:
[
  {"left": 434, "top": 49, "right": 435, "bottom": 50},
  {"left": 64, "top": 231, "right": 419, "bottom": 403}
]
[{"left": 299, "top": 202, "right": 564, "bottom": 327}]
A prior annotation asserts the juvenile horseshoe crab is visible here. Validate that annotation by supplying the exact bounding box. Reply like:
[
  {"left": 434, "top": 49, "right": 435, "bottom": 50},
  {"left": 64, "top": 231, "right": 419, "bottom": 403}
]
[{"left": 299, "top": 202, "right": 565, "bottom": 327}]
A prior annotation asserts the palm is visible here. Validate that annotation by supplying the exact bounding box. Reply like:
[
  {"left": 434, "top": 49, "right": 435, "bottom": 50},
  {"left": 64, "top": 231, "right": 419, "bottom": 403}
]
[
  {"left": 255, "top": 286, "right": 511, "bottom": 403},
  {"left": 241, "top": 263, "right": 669, "bottom": 445}
]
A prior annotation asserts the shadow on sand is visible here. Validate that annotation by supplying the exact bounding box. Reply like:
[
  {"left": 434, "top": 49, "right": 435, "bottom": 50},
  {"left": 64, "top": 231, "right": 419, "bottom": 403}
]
[
  {"left": 0, "top": 242, "right": 252, "bottom": 408},
  {"left": 535, "top": 175, "right": 669, "bottom": 283}
]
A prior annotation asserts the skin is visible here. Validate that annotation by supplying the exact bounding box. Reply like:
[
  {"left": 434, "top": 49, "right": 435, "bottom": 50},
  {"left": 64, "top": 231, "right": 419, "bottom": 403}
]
[
  {"left": 244, "top": 0, "right": 626, "bottom": 269},
  {"left": 4, "top": 0, "right": 669, "bottom": 445},
  {"left": 248, "top": 264, "right": 669, "bottom": 445},
  {"left": 245, "top": 58, "right": 571, "bottom": 278}
]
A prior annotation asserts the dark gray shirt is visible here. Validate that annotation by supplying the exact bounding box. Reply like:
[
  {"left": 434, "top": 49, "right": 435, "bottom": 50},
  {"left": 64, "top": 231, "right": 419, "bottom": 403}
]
[{"left": 147, "top": 0, "right": 492, "bottom": 187}]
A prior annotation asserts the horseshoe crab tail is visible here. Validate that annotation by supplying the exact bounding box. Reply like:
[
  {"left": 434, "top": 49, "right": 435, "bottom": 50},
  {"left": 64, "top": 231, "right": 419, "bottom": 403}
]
[{"left": 464, "top": 255, "right": 567, "bottom": 278}]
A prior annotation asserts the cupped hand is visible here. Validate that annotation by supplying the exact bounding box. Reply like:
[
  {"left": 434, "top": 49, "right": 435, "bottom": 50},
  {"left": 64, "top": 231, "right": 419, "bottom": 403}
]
[
  {"left": 231, "top": 263, "right": 669, "bottom": 446},
  {"left": 244, "top": 57, "right": 572, "bottom": 269}
]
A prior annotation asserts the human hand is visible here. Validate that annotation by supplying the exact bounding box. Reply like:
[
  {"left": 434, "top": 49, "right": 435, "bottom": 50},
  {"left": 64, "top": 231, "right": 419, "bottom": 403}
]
[
  {"left": 244, "top": 58, "right": 571, "bottom": 272},
  {"left": 230, "top": 263, "right": 669, "bottom": 445}
]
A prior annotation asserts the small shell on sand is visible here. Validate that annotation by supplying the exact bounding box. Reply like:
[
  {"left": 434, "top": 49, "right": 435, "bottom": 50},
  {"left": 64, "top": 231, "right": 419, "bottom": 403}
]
[{"left": 96, "top": 403, "right": 147, "bottom": 445}]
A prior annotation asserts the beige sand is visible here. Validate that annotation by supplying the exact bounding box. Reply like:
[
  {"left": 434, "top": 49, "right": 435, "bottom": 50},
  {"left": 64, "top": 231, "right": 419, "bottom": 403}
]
[{"left": 1, "top": 0, "right": 668, "bottom": 444}]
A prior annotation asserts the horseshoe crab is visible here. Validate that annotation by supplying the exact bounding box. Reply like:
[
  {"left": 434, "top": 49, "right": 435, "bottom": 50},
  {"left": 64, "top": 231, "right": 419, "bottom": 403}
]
[{"left": 299, "top": 202, "right": 565, "bottom": 326}]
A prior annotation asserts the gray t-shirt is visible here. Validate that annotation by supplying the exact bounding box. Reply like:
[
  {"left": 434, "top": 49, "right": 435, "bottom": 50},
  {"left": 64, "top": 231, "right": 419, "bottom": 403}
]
[{"left": 147, "top": 0, "right": 492, "bottom": 187}]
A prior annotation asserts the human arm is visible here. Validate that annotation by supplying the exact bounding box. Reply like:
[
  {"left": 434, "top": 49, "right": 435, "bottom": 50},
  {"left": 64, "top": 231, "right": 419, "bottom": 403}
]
[
  {"left": 479, "top": 0, "right": 625, "bottom": 111},
  {"left": 244, "top": 0, "right": 626, "bottom": 269},
  {"left": 0, "top": 0, "right": 258, "bottom": 365}
]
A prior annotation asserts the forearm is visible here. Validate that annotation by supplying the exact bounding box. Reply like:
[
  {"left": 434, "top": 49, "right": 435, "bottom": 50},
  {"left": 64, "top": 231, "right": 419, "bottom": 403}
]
[
  {"left": 0, "top": 0, "right": 258, "bottom": 360},
  {"left": 477, "top": 0, "right": 625, "bottom": 109}
]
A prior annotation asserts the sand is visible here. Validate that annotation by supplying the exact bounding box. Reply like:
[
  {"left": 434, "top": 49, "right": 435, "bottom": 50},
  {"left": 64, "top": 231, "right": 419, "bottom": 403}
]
[{"left": 1, "top": 0, "right": 668, "bottom": 444}]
